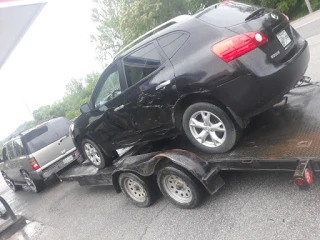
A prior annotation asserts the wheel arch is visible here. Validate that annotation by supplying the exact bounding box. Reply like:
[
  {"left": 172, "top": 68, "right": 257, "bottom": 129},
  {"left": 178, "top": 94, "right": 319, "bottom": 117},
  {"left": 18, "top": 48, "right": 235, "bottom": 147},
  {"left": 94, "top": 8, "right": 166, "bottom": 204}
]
[{"left": 173, "top": 92, "right": 247, "bottom": 130}]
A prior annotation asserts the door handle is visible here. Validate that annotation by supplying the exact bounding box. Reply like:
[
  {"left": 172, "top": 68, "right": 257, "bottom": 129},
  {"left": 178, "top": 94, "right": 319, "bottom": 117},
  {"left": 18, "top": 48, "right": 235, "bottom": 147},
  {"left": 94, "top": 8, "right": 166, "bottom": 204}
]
[
  {"left": 59, "top": 135, "right": 67, "bottom": 142},
  {"left": 114, "top": 105, "right": 124, "bottom": 112},
  {"left": 156, "top": 80, "right": 171, "bottom": 90}
]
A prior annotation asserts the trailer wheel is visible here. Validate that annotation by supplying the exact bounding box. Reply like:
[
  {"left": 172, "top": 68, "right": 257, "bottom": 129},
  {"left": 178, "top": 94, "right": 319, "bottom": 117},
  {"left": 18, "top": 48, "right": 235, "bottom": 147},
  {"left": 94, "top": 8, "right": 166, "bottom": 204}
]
[
  {"left": 157, "top": 166, "right": 204, "bottom": 209},
  {"left": 119, "top": 173, "right": 154, "bottom": 208}
]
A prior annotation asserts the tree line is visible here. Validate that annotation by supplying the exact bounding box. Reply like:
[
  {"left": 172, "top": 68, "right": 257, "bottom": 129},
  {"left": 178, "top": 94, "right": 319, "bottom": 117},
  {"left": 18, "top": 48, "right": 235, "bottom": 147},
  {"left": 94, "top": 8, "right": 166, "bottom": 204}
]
[{"left": 2, "top": 0, "right": 319, "bottom": 146}]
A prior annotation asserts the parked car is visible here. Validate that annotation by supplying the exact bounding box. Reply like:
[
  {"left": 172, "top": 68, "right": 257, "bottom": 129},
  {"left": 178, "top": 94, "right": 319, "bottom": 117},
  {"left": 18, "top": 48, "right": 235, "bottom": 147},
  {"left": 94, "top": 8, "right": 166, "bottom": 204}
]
[
  {"left": 1, "top": 117, "right": 81, "bottom": 193},
  {"left": 71, "top": 1, "right": 310, "bottom": 169}
]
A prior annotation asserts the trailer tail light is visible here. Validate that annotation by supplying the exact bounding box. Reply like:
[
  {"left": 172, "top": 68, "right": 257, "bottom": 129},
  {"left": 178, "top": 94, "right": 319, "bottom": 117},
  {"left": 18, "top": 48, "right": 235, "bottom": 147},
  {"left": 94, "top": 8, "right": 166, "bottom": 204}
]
[
  {"left": 305, "top": 169, "right": 312, "bottom": 184},
  {"left": 29, "top": 158, "right": 40, "bottom": 170},
  {"left": 211, "top": 32, "right": 268, "bottom": 62},
  {"left": 295, "top": 178, "right": 305, "bottom": 186}
]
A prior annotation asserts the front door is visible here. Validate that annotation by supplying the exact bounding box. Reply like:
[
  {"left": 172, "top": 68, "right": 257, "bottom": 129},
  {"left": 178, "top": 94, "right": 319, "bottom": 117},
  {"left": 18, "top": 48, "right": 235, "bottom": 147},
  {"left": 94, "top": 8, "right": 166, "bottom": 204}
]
[
  {"left": 122, "top": 42, "right": 178, "bottom": 136},
  {"left": 89, "top": 63, "right": 134, "bottom": 150}
]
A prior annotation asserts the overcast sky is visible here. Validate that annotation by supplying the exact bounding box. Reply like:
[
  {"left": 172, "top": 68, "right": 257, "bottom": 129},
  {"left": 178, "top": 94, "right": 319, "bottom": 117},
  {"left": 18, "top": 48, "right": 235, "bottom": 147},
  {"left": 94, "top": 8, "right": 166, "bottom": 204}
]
[{"left": 0, "top": 0, "right": 103, "bottom": 140}]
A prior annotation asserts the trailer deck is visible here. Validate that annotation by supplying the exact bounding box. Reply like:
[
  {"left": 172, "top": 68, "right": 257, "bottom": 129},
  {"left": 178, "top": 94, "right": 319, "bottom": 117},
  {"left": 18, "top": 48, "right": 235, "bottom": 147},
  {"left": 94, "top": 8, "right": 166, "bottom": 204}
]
[{"left": 59, "top": 85, "right": 320, "bottom": 186}]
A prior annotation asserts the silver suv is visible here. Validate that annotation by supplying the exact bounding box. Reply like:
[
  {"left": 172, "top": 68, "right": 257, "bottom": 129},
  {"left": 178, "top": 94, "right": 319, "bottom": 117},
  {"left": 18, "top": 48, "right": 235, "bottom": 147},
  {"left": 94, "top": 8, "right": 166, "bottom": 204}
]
[{"left": 1, "top": 117, "right": 81, "bottom": 193}]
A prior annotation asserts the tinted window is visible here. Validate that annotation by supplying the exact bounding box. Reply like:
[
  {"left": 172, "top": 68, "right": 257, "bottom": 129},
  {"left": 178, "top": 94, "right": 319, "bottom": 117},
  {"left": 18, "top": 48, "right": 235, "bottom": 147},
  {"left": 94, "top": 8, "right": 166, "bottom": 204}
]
[
  {"left": 158, "top": 32, "right": 189, "bottom": 59},
  {"left": 197, "top": 2, "right": 261, "bottom": 28},
  {"left": 23, "top": 118, "right": 70, "bottom": 153},
  {"left": 6, "top": 142, "right": 15, "bottom": 160},
  {"left": 124, "top": 43, "right": 161, "bottom": 87},
  {"left": 95, "top": 66, "right": 121, "bottom": 108},
  {"left": 12, "top": 138, "right": 26, "bottom": 157},
  {"left": 2, "top": 147, "right": 8, "bottom": 161}
]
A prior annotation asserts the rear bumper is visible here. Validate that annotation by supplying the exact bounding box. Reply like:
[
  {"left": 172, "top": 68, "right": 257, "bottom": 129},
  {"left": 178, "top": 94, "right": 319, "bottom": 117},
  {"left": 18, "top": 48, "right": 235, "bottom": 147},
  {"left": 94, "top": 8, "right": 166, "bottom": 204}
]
[
  {"left": 32, "top": 150, "right": 80, "bottom": 180},
  {"left": 217, "top": 40, "right": 310, "bottom": 118}
]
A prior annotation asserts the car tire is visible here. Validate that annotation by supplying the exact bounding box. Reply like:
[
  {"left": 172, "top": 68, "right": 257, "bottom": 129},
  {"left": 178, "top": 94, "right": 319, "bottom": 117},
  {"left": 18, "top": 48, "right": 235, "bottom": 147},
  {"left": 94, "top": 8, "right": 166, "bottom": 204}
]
[
  {"left": 182, "top": 102, "right": 240, "bottom": 154},
  {"left": 2, "top": 172, "right": 22, "bottom": 192},
  {"left": 81, "top": 139, "right": 113, "bottom": 169},
  {"left": 157, "top": 165, "right": 204, "bottom": 209},
  {"left": 21, "top": 171, "right": 45, "bottom": 193},
  {"left": 119, "top": 172, "right": 154, "bottom": 208}
]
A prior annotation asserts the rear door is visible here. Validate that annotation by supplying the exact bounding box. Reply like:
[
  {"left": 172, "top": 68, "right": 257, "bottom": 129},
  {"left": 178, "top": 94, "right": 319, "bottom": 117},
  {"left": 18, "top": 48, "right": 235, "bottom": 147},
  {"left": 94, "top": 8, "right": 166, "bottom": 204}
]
[
  {"left": 23, "top": 118, "right": 74, "bottom": 168},
  {"left": 197, "top": 2, "right": 296, "bottom": 63},
  {"left": 122, "top": 41, "right": 178, "bottom": 135}
]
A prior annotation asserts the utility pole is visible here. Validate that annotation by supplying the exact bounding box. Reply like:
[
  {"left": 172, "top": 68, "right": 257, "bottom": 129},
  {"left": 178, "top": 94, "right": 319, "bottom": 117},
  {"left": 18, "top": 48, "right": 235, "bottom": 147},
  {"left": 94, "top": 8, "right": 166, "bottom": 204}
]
[{"left": 305, "top": 0, "right": 313, "bottom": 13}]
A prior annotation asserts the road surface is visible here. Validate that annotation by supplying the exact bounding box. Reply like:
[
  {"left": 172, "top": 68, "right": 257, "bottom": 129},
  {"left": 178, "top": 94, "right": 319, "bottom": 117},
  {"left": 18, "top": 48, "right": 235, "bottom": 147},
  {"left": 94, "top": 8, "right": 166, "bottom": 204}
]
[{"left": 3, "top": 10, "right": 320, "bottom": 240}]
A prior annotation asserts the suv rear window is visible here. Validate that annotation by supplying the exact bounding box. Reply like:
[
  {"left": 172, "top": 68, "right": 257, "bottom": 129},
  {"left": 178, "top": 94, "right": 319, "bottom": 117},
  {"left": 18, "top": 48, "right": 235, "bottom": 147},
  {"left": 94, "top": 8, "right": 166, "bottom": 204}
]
[
  {"left": 23, "top": 118, "right": 70, "bottom": 153},
  {"left": 197, "top": 2, "right": 261, "bottom": 28}
]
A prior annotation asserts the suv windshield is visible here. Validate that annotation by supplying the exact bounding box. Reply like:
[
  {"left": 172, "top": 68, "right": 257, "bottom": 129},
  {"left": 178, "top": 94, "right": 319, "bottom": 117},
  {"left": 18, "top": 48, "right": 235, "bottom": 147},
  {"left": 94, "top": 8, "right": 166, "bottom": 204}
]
[{"left": 23, "top": 118, "right": 70, "bottom": 153}]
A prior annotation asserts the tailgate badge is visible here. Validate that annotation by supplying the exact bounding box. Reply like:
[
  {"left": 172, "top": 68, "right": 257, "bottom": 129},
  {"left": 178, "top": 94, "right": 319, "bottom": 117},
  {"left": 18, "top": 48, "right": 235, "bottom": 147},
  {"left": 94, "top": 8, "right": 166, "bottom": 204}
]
[
  {"left": 271, "top": 51, "right": 280, "bottom": 59},
  {"left": 61, "top": 149, "right": 66, "bottom": 155},
  {"left": 271, "top": 13, "right": 279, "bottom": 20}
]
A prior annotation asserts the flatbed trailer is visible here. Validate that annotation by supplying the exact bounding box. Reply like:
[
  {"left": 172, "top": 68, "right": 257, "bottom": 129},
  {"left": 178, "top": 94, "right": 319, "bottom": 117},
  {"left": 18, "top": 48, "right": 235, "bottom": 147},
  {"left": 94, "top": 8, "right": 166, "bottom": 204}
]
[{"left": 59, "top": 83, "right": 320, "bottom": 209}]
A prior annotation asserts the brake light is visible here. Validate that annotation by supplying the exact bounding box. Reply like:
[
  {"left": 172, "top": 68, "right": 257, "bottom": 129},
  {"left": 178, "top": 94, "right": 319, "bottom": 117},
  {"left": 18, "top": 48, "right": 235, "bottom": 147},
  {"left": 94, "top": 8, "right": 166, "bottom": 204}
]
[
  {"left": 305, "top": 169, "right": 312, "bottom": 184},
  {"left": 219, "top": 0, "right": 233, "bottom": 6},
  {"left": 29, "top": 158, "right": 40, "bottom": 170},
  {"left": 211, "top": 32, "right": 268, "bottom": 63},
  {"left": 282, "top": 13, "right": 289, "bottom": 22}
]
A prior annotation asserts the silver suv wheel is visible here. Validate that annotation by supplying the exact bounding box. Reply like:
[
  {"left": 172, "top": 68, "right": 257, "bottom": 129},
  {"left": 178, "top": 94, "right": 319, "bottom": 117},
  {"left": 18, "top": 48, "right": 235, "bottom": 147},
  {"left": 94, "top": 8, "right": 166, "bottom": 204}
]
[{"left": 189, "top": 111, "right": 226, "bottom": 148}]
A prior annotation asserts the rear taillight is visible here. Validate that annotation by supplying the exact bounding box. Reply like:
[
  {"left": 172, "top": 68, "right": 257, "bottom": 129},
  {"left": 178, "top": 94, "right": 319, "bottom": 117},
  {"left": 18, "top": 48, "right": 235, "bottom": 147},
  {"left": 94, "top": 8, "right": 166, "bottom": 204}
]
[
  {"left": 219, "top": 0, "right": 233, "bottom": 6},
  {"left": 211, "top": 32, "right": 268, "bottom": 63},
  {"left": 29, "top": 158, "right": 40, "bottom": 170},
  {"left": 282, "top": 13, "right": 289, "bottom": 22}
]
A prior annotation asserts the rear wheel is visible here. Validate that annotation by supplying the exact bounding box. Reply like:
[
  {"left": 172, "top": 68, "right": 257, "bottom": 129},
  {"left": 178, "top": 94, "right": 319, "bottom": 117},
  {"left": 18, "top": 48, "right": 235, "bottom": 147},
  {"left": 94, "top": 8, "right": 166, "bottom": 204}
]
[
  {"left": 21, "top": 171, "right": 45, "bottom": 193},
  {"left": 81, "top": 139, "right": 113, "bottom": 169},
  {"left": 119, "top": 172, "right": 154, "bottom": 208},
  {"left": 183, "top": 102, "right": 240, "bottom": 153},
  {"left": 2, "top": 172, "right": 22, "bottom": 192},
  {"left": 157, "top": 166, "right": 204, "bottom": 209}
]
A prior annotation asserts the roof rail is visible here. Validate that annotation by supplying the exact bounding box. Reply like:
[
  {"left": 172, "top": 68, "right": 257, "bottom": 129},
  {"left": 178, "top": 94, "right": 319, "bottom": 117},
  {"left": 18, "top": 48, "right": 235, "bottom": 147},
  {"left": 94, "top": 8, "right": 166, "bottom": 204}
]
[{"left": 114, "top": 15, "right": 192, "bottom": 59}]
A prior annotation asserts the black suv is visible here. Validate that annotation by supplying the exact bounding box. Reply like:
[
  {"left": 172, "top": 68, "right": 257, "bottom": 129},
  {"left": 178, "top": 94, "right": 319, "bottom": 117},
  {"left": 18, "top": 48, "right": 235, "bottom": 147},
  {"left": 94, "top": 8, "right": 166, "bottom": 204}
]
[{"left": 71, "top": 2, "right": 309, "bottom": 168}]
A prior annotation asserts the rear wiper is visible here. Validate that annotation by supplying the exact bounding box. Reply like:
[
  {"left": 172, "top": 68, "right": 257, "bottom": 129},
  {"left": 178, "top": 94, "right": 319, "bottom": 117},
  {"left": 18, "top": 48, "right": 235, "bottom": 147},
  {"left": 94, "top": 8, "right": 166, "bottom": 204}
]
[{"left": 245, "top": 8, "right": 265, "bottom": 21}]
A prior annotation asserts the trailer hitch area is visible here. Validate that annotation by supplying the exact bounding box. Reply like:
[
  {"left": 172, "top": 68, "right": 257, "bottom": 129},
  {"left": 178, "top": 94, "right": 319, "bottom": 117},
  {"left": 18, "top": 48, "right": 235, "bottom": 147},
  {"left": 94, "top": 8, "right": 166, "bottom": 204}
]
[
  {"left": 295, "top": 76, "right": 320, "bottom": 88},
  {"left": 293, "top": 161, "right": 313, "bottom": 190}
]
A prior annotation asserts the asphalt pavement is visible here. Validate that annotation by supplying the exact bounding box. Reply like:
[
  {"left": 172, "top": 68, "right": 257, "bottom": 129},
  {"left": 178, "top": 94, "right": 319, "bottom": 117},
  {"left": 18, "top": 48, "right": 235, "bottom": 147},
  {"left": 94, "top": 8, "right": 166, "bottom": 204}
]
[{"left": 3, "top": 11, "right": 320, "bottom": 240}]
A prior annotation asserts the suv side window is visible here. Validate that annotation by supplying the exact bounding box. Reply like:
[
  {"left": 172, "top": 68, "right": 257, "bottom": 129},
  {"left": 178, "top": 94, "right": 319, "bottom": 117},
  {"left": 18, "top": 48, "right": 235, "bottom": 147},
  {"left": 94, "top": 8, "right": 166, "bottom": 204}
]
[
  {"left": 2, "top": 147, "right": 8, "bottom": 161},
  {"left": 123, "top": 43, "right": 162, "bottom": 87},
  {"left": 12, "top": 138, "right": 26, "bottom": 158},
  {"left": 6, "top": 141, "right": 15, "bottom": 160},
  {"left": 94, "top": 65, "right": 121, "bottom": 109},
  {"left": 158, "top": 32, "right": 189, "bottom": 59}
]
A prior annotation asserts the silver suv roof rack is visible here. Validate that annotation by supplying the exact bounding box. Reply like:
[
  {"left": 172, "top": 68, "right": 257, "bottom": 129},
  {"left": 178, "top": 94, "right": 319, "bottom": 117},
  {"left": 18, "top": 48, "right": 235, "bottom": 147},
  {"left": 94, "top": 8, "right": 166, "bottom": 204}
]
[{"left": 114, "top": 15, "right": 192, "bottom": 59}]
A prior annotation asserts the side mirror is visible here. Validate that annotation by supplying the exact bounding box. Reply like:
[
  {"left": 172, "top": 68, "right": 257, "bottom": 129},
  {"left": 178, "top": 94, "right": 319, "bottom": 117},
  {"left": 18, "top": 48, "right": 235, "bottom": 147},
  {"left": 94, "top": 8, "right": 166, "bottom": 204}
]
[{"left": 80, "top": 103, "right": 91, "bottom": 114}]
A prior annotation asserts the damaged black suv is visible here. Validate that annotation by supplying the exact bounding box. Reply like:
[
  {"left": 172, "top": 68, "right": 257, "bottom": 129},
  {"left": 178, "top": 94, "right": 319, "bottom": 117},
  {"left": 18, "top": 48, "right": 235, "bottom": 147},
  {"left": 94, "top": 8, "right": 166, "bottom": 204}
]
[{"left": 71, "top": 2, "right": 309, "bottom": 168}]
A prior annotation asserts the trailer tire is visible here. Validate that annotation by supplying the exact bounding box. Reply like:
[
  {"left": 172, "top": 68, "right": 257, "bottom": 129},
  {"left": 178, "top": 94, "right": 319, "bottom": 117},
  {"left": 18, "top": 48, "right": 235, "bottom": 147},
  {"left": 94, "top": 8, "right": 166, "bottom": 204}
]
[
  {"left": 157, "top": 166, "right": 204, "bottom": 209},
  {"left": 119, "top": 173, "right": 154, "bottom": 208},
  {"left": 81, "top": 139, "right": 112, "bottom": 169}
]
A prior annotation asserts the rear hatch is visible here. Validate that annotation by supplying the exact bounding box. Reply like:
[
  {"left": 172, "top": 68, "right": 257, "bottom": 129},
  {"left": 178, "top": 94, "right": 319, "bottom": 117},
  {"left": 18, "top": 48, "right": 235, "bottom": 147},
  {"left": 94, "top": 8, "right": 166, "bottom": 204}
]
[
  {"left": 197, "top": 1, "right": 297, "bottom": 63},
  {"left": 22, "top": 118, "right": 75, "bottom": 169}
]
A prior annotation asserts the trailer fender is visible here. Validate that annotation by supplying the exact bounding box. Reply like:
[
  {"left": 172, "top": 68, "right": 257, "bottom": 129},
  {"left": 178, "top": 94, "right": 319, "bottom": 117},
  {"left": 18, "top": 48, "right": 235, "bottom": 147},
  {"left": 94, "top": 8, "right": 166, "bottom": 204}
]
[{"left": 112, "top": 149, "right": 224, "bottom": 195}]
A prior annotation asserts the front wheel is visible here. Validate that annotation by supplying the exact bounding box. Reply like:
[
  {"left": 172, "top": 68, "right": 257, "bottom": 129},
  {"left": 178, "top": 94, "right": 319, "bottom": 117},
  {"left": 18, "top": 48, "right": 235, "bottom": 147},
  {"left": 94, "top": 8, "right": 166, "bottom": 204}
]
[
  {"left": 81, "top": 139, "right": 113, "bottom": 169},
  {"left": 2, "top": 172, "right": 22, "bottom": 192},
  {"left": 182, "top": 102, "right": 240, "bottom": 154},
  {"left": 157, "top": 166, "right": 204, "bottom": 209}
]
